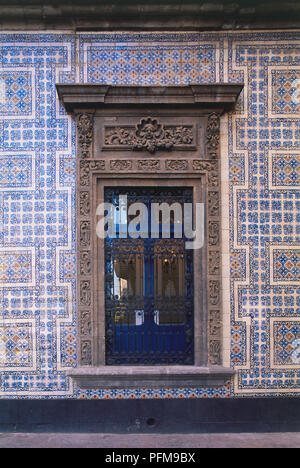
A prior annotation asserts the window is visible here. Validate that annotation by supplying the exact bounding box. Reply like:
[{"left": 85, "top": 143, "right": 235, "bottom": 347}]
[
  {"left": 57, "top": 84, "right": 242, "bottom": 389},
  {"left": 105, "top": 187, "right": 194, "bottom": 365}
]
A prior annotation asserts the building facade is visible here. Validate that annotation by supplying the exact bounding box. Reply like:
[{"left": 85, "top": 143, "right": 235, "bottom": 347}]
[{"left": 0, "top": 1, "right": 299, "bottom": 412}]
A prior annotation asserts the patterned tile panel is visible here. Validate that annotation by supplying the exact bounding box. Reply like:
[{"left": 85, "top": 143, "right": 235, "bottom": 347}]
[
  {"left": 273, "top": 322, "right": 300, "bottom": 365},
  {"left": 272, "top": 155, "right": 300, "bottom": 187},
  {"left": 272, "top": 70, "right": 300, "bottom": 115},
  {"left": 0, "top": 251, "right": 33, "bottom": 284},
  {"left": 0, "top": 321, "right": 35, "bottom": 369},
  {"left": 0, "top": 154, "right": 32, "bottom": 188},
  {"left": 0, "top": 71, "right": 32, "bottom": 115},
  {"left": 86, "top": 46, "right": 216, "bottom": 84},
  {"left": 273, "top": 249, "right": 300, "bottom": 282}
]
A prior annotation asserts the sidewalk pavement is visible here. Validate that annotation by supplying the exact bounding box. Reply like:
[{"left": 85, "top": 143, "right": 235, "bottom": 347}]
[{"left": 0, "top": 433, "right": 299, "bottom": 448}]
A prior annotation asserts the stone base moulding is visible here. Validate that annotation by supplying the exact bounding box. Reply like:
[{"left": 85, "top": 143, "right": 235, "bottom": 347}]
[{"left": 69, "top": 366, "right": 235, "bottom": 390}]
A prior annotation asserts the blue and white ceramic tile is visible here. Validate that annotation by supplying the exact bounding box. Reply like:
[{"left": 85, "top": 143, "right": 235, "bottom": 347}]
[{"left": 0, "top": 31, "right": 299, "bottom": 398}]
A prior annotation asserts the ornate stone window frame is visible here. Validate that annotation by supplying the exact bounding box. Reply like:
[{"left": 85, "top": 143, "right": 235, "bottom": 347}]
[{"left": 57, "top": 84, "right": 243, "bottom": 389}]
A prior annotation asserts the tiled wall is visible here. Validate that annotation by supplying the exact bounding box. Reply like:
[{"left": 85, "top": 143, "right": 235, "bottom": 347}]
[{"left": 0, "top": 31, "right": 299, "bottom": 399}]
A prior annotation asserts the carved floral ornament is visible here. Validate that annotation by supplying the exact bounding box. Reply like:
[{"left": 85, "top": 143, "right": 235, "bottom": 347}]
[{"left": 104, "top": 117, "right": 194, "bottom": 154}]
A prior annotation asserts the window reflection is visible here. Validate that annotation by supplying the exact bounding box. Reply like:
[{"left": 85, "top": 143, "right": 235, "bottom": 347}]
[
  {"left": 154, "top": 240, "right": 185, "bottom": 325},
  {"left": 113, "top": 257, "right": 144, "bottom": 298},
  {"left": 111, "top": 240, "right": 144, "bottom": 325}
]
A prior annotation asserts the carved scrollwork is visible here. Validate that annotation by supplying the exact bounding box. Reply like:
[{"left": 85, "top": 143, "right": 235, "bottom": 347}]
[
  {"left": 79, "top": 191, "right": 90, "bottom": 216},
  {"left": 208, "top": 221, "right": 220, "bottom": 246},
  {"left": 137, "top": 160, "right": 160, "bottom": 171},
  {"left": 206, "top": 113, "right": 220, "bottom": 159},
  {"left": 192, "top": 160, "right": 218, "bottom": 187},
  {"left": 209, "top": 340, "right": 221, "bottom": 366},
  {"left": 80, "top": 280, "right": 91, "bottom": 306},
  {"left": 104, "top": 117, "right": 194, "bottom": 154},
  {"left": 80, "top": 160, "right": 105, "bottom": 186},
  {"left": 208, "top": 191, "right": 220, "bottom": 217},
  {"left": 209, "top": 280, "right": 220, "bottom": 306},
  {"left": 209, "top": 310, "right": 222, "bottom": 337},
  {"left": 77, "top": 113, "right": 94, "bottom": 159},
  {"left": 209, "top": 250, "right": 221, "bottom": 276},
  {"left": 165, "top": 160, "right": 189, "bottom": 171},
  {"left": 80, "top": 221, "right": 91, "bottom": 247},
  {"left": 80, "top": 310, "right": 92, "bottom": 337},
  {"left": 80, "top": 251, "right": 91, "bottom": 276},
  {"left": 110, "top": 160, "right": 133, "bottom": 171},
  {"left": 81, "top": 340, "right": 92, "bottom": 366}
]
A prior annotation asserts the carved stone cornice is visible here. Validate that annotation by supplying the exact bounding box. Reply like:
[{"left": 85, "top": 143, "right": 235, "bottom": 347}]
[
  {"left": 57, "top": 84, "right": 243, "bottom": 113},
  {"left": 2, "top": 2, "right": 299, "bottom": 31}
]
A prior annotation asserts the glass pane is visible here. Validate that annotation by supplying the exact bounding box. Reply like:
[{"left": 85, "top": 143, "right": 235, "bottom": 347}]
[
  {"left": 154, "top": 239, "right": 185, "bottom": 324},
  {"left": 109, "top": 240, "right": 144, "bottom": 325}
]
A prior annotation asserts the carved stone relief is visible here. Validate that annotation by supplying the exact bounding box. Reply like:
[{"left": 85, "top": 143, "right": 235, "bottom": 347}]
[
  {"left": 165, "top": 160, "right": 189, "bottom": 171},
  {"left": 81, "top": 340, "right": 92, "bottom": 366},
  {"left": 80, "top": 251, "right": 91, "bottom": 276},
  {"left": 80, "top": 310, "right": 92, "bottom": 337},
  {"left": 77, "top": 113, "right": 94, "bottom": 159},
  {"left": 110, "top": 160, "right": 133, "bottom": 171},
  {"left": 80, "top": 221, "right": 91, "bottom": 247},
  {"left": 206, "top": 113, "right": 220, "bottom": 159},
  {"left": 80, "top": 160, "right": 105, "bottom": 186},
  {"left": 80, "top": 280, "right": 91, "bottom": 307},
  {"left": 79, "top": 191, "right": 90, "bottom": 216},
  {"left": 209, "top": 251, "right": 221, "bottom": 276},
  {"left": 208, "top": 221, "right": 220, "bottom": 246},
  {"left": 104, "top": 117, "right": 194, "bottom": 153},
  {"left": 209, "top": 280, "right": 220, "bottom": 306},
  {"left": 208, "top": 191, "right": 220, "bottom": 217},
  {"left": 137, "top": 160, "right": 160, "bottom": 171}
]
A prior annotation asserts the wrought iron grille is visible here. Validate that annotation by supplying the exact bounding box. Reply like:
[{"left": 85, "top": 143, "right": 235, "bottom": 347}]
[{"left": 104, "top": 187, "right": 194, "bottom": 365}]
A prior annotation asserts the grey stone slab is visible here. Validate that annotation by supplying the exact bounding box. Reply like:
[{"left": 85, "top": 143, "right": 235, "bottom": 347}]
[{"left": 0, "top": 433, "right": 299, "bottom": 448}]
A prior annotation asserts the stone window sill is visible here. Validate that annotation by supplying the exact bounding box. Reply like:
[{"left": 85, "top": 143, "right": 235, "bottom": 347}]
[{"left": 68, "top": 366, "right": 235, "bottom": 389}]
